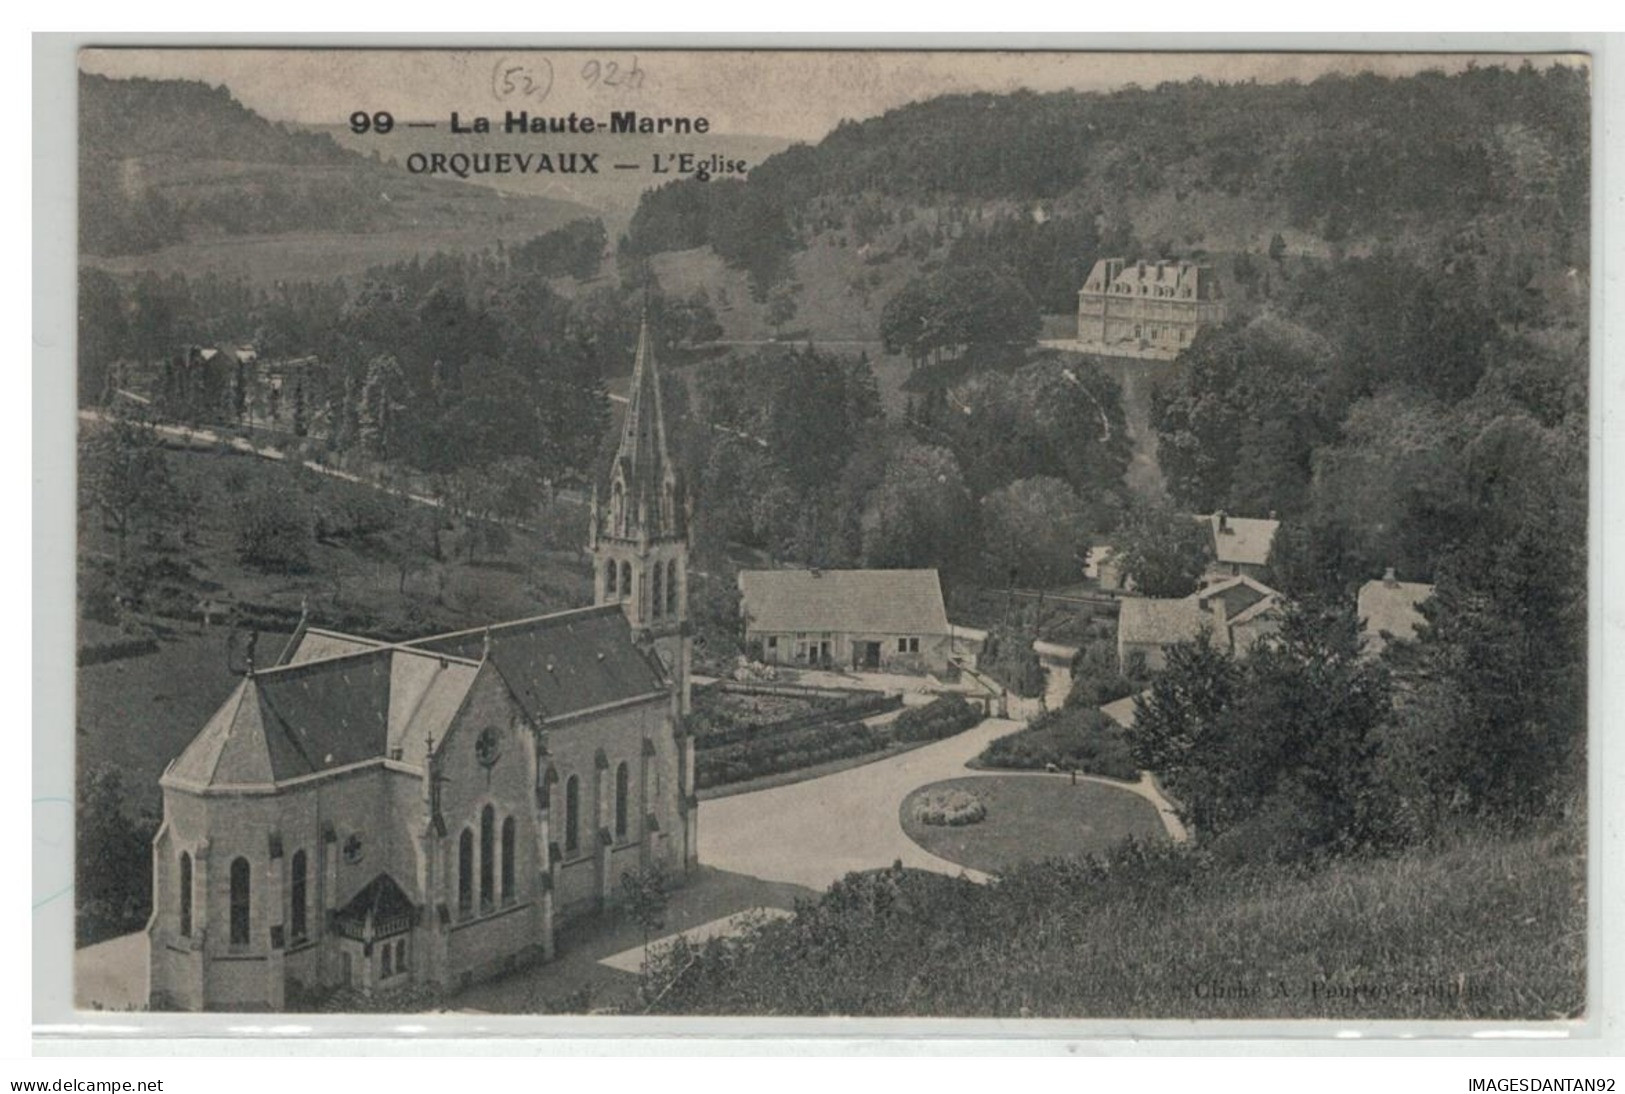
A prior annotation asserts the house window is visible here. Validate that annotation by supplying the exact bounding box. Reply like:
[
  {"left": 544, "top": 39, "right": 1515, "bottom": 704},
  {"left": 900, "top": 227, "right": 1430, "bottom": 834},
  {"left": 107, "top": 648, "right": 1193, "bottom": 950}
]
[
  {"left": 479, "top": 805, "right": 495, "bottom": 911},
  {"left": 897, "top": 638, "right": 908, "bottom": 653},
  {"left": 290, "top": 850, "right": 307, "bottom": 941},
  {"left": 229, "top": 857, "right": 251, "bottom": 947},
  {"left": 457, "top": 829, "right": 474, "bottom": 916},
  {"left": 666, "top": 560, "right": 679, "bottom": 615},
  {"left": 564, "top": 775, "right": 581, "bottom": 854},
  {"left": 178, "top": 852, "right": 192, "bottom": 937},
  {"left": 766, "top": 636, "right": 778, "bottom": 650},
  {"left": 908, "top": 638, "right": 919, "bottom": 653},
  {"left": 615, "top": 762, "right": 630, "bottom": 840},
  {"left": 500, "top": 816, "right": 516, "bottom": 905}
]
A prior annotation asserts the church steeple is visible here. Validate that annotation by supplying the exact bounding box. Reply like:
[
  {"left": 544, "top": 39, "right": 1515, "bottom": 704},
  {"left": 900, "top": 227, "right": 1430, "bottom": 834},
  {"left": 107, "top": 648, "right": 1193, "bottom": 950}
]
[{"left": 589, "top": 309, "right": 692, "bottom": 714}]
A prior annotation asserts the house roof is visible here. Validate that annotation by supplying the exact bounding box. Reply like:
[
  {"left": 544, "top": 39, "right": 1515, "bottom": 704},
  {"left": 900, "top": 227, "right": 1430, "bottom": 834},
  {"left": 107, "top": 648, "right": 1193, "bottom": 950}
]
[
  {"left": 1101, "top": 690, "right": 1150, "bottom": 730},
  {"left": 1357, "top": 577, "right": 1435, "bottom": 656},
  {"left": 738, "top": 569, "right": 951, "bottom": 636},
  {"left": 1206, "top": 513, "right": 1280, "bottom": 568},
  {"left": 405, "top": 604, "right": 667, "bottom": 723},
  {"left": 1117, "top": 596, "right": 1208, "bottom": 648},
  {"left": 165, "top": 605, "right": 666, "bottom": 792}
]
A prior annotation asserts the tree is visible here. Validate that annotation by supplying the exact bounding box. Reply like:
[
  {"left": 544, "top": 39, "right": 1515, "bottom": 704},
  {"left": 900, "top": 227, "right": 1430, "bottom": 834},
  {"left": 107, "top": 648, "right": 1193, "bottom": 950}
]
[
  {"left": 1109, "top": 504, "right": 1211, "bottom": 598},
  {"left": 880, "top": 265, "right": 1041, "bottom": 366},
  {"left": 765, "top": 280, "right": 801, "bottom": 334},
  {"left": 81, "top": 419, "right": 187, "bottom": 590},
  {"left": 859, "top": 442, "right": 974, "bottom": 576},
  {"left": 979, "top": 477, "right": 1090, "bottom": 588},
  {"left": 76, "top": 766, "right": 156, "bottom": 946},
  {"left": 234, "top": 481, "right": 313, "bottom": 573},
  {"left": 1129, "top": 605, "right": 1390, "bottom": 855},
  {"left": 358, "top": 354, "right": 406, "bottom": 460}
]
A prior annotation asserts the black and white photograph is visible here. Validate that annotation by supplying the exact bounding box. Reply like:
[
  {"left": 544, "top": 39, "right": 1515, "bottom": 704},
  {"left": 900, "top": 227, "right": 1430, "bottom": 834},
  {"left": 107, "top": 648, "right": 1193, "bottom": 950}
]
[{"left": 58, "top": 46, "right": 1592, "bottom": 1025}]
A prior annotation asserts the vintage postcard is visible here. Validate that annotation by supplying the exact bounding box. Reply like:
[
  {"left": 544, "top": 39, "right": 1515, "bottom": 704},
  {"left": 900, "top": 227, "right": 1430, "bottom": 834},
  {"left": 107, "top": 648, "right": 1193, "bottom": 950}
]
[{"left": 65, "top": 47, "right": 1590, "bottom": 1023}]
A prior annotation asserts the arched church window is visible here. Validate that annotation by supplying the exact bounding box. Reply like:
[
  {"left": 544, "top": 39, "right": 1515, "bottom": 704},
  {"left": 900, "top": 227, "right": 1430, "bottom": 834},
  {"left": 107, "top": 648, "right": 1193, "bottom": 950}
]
[
  {"left": 178, "top": 852, "right": 192, "bottom": 937},
  {"left": 290, "top": 849, "right": 307, "bottom": 940},
  {"left": 667, "top": 560, "right": 679, "bottom": 616},
  {"left": 500, "top": 816, "right": 516, "bottom": 905},
  {"left": 615, "top": 762, "right": 630, "bottom": 839},
  {"left": 605, "top": 560, "right": 617, "bottom": 598},
  {"left": 652, "top": 564, "right": 663, "bottom": 619},
  {"left": 457, "top": 829, "right": 474, "bottom": 916},
  {"left": 565, "top": 775, "right": 581, "bottom": 854},
  {"left": 620, "top": 562, "right": 632, "bottom": 603},
  {"left": 479, "top": 805, "right": 495, "bottom": 911},
  {"left": 229, "top": 857, "right": 251, "bottom": 947}
]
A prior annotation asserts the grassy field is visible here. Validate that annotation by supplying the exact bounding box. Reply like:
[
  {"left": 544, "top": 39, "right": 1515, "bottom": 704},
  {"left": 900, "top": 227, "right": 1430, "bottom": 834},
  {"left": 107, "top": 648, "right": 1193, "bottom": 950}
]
[
  {"left": 900, "top": 775, "right": 1166, "bottom": 875},
  {"left": 647, "top": 821, "right": 1587, "bottom": 1020}
]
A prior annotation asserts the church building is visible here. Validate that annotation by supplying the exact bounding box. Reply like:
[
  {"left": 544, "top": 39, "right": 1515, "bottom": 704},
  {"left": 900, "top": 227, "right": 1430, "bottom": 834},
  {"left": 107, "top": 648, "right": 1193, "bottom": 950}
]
[{"left": 146, "top": 319, "right": 696, "bottom": 1011}]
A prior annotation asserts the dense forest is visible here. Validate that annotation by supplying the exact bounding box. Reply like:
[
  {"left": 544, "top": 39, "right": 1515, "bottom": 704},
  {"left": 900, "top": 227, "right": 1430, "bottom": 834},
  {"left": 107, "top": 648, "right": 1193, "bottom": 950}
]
[{"left": 622, "top": 64, "right": 1587, "bottom": 314}]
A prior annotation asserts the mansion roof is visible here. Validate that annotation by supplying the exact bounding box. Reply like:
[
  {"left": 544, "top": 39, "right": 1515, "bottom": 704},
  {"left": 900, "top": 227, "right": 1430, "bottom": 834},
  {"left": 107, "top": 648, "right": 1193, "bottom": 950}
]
[{"left": 738, "top": 568, "right": 951, "bottom": 637}]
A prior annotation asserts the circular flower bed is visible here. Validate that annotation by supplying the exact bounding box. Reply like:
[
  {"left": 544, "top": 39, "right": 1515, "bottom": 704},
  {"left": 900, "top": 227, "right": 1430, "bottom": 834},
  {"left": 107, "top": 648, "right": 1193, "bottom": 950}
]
[{"left": 912, "top": 788, "right": 987, "bottom": 827}]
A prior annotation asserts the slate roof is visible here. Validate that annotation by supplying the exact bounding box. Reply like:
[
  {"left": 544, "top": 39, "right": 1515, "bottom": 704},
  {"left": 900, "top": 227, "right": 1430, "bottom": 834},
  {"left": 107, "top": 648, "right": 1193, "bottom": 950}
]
[
  {"left": 406, "top": 604, "right": 667, "bottom": 723},
  {"left": 738, "top": 569, "right": 951, "bottom": 636},
  {"left": 1117, "top": 597, "right": 1208, "bottom": 648},
  {"left": 1206, "top": 513, "right": 1280, "bottom": 568},
  {"left": 165, "top": 604, "right": 665, "bottom": 792},
  {"left": 166, "top": 645, "right": 481, "bottom": 789},
  {"left": 1357, "top": 577, "right": 1435, "bottom": 657}
]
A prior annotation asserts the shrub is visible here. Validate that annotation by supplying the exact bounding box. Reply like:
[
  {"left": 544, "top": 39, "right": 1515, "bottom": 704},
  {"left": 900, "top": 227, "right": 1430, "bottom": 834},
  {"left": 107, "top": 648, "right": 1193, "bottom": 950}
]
[
  {"left": 978, "top": 628, "right": 1046, "bottom": 698},
  {"left": 913, "top": 789, "right": 987, "bottom": 827},
  {"left": 891, "top": 695, "right": 982, "bottom": 743},
  {"left": 694, "top": 720, "right": 882, "bottom": 789},
  {"left": 976, "top": 707, "right": 1140, "bottom": 781}
]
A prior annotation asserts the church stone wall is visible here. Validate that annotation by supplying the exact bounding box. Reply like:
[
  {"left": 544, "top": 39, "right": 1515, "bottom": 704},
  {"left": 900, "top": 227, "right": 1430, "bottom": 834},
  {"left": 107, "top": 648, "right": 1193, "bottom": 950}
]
[{"left": 432, "top": 668, "right": 548, "bottom": 986}]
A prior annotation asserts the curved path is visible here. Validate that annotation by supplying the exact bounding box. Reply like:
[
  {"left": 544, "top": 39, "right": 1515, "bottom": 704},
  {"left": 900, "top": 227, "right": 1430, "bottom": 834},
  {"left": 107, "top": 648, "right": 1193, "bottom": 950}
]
[
  {"left": 698, "top": 718, "right": 1023, "bottom": 888},
  {"left": 698, "top": 719, "right": 1189, "bottom": 890}
]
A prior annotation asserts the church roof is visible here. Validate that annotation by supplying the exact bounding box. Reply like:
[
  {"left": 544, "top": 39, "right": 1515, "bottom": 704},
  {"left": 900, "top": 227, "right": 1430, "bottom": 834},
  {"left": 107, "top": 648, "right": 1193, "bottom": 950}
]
[
  {"left": 163, "top": 607, "right": 669, "bottom": 791},
  {"left": 612, "top": 316, "right": 675, "bottom": 516},
  {"left": 738, "top": 569, "right": 951, "bottom": 636},
  {"left": 165, "top": 645, "right": 482, "bottom": 790},
  {"left": 405, "top": 604, "right": 667, "bottom": 724},
  {"left": 333, "top": 872, "right": 418, "bottom": 940}
]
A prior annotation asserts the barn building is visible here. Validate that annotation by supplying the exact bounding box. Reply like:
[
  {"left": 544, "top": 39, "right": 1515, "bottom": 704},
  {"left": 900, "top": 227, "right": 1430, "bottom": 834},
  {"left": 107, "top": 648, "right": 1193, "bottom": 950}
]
[{"left": 737, "top": 568, "right": 953, "bottom": 676}]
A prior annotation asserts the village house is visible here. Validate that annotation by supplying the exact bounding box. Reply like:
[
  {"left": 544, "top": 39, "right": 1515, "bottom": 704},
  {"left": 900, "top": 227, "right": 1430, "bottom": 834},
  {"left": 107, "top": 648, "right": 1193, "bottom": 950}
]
[
  {"left": 1075, "top": 257, "right": 1227, "bottom": 360},
  {"left": 1116, "top": 574, "right": 1285, "bottom": 674},
  {"left": 146, "top": 319, "right": 696, "bottom": 1011},
  {"left": 1356, "top": 567, "right": 1435, "bottom": 660},
  {"left": 737, "top": 568, "right": 953, "bottom": 676},
  {"left": 1204, "top": 511, "right": 1279, "bottom": 582},
  {"left": 1095, "top": 511, "right": 1280, "bottom": 593}
]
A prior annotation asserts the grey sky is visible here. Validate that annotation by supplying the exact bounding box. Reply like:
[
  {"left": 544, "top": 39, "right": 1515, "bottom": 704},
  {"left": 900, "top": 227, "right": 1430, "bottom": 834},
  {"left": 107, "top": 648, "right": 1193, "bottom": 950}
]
[{"left": 77, "top": 48, "right": 1580, "bottom": 142}]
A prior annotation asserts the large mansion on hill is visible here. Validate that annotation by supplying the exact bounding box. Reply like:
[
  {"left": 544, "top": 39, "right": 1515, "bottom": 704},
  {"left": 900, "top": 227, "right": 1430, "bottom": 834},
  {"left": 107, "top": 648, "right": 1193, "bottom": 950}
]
[{"left": 1075, "top": 257, "right": 1226, "bottom": 360}]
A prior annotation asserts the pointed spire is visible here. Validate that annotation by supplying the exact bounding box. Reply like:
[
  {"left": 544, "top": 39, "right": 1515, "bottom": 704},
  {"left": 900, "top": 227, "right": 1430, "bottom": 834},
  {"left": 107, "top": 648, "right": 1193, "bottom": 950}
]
[{"left": 613, "top": 306, "right": 674, "bottom": 536}]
